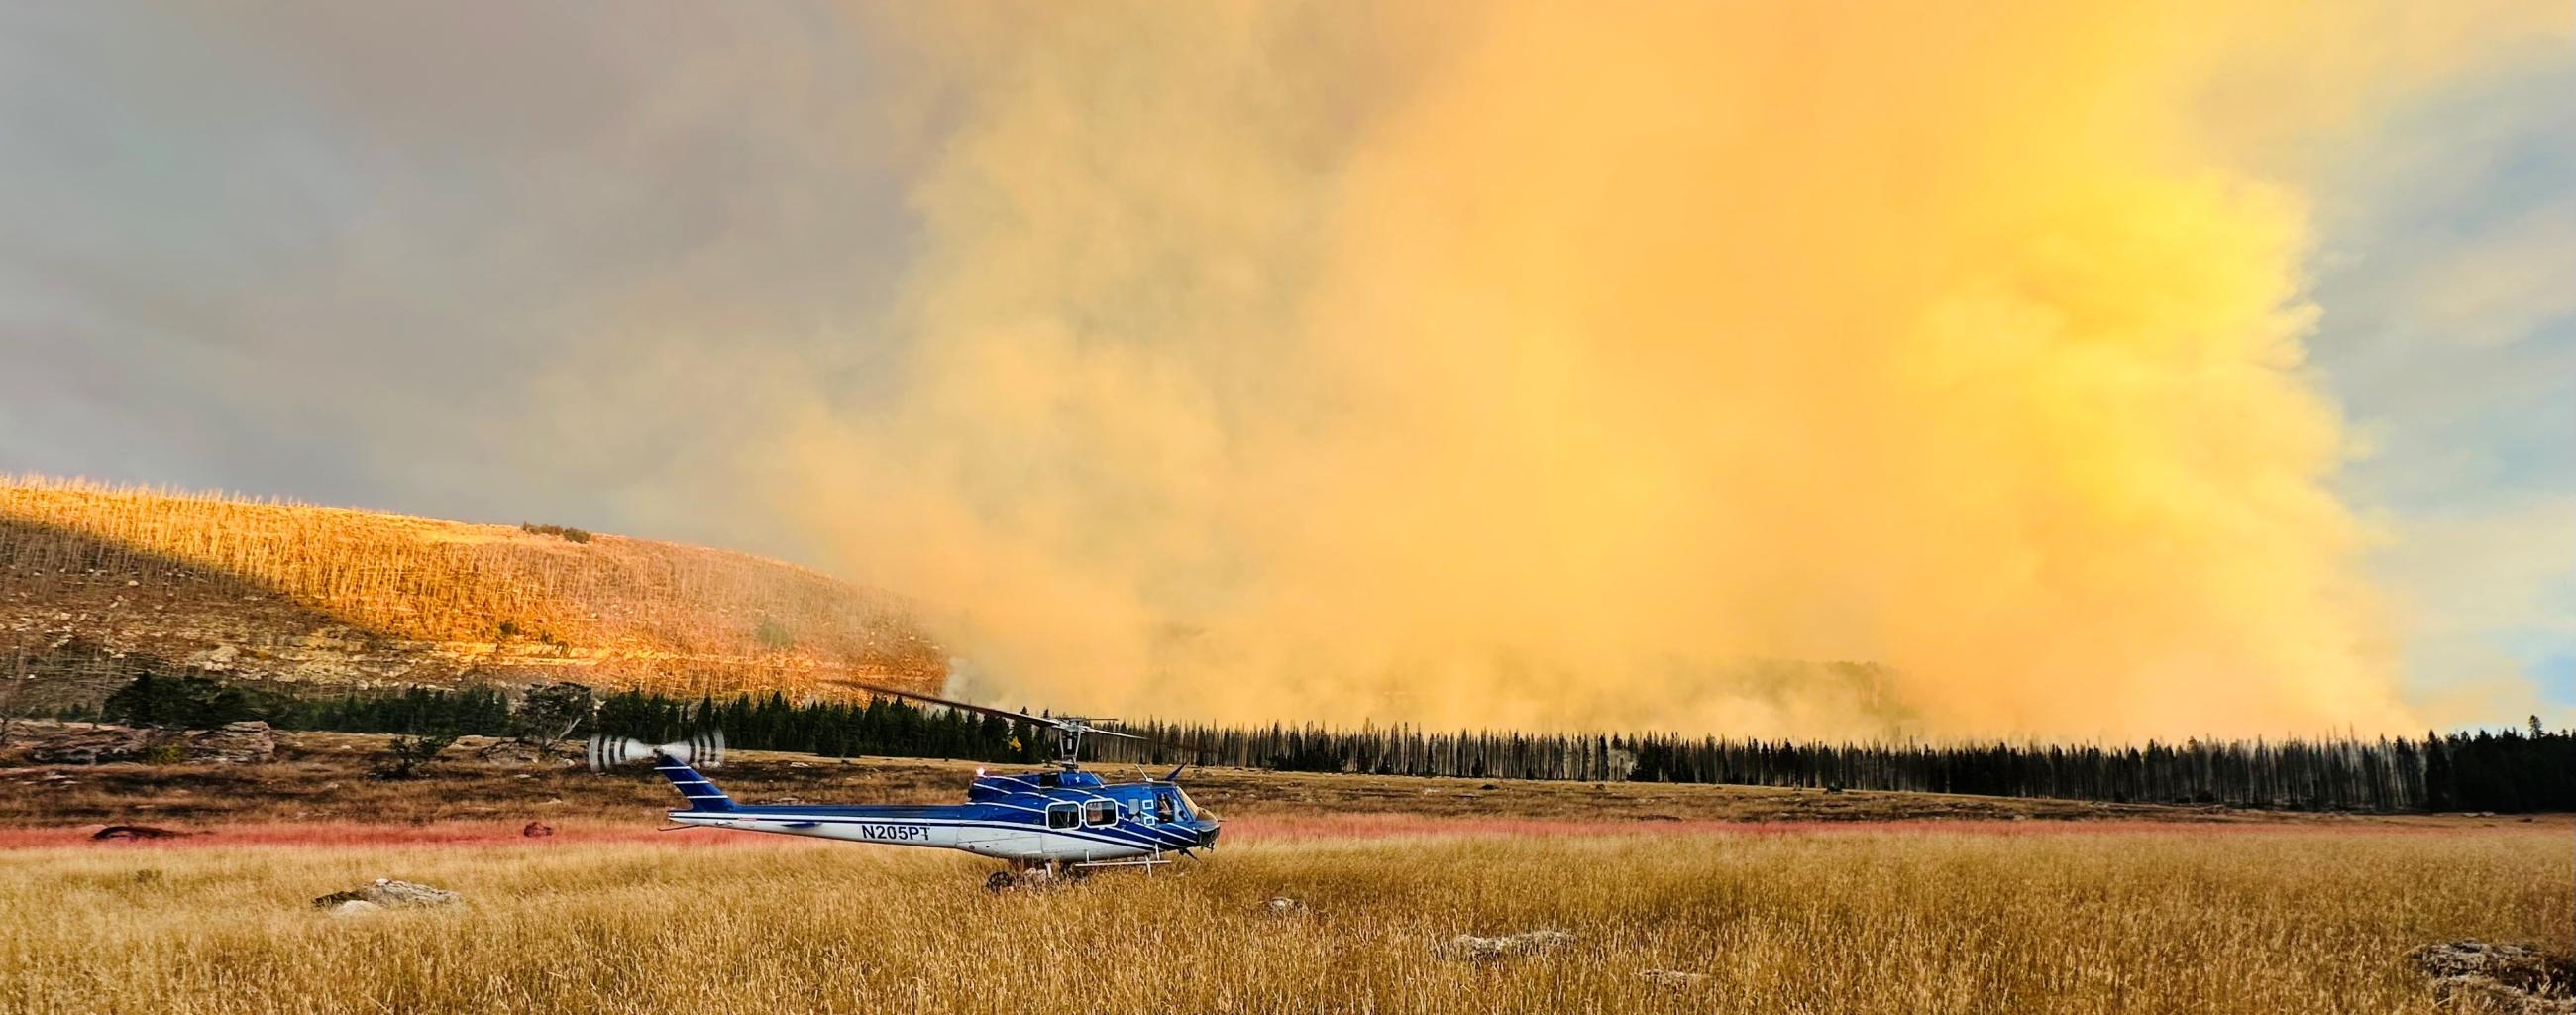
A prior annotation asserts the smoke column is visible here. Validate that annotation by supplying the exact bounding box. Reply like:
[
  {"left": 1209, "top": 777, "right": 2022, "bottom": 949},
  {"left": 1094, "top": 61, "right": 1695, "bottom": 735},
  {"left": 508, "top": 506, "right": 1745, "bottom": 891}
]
[{"left": 706, "top": 1, "right": 2561, "bottom": 738}]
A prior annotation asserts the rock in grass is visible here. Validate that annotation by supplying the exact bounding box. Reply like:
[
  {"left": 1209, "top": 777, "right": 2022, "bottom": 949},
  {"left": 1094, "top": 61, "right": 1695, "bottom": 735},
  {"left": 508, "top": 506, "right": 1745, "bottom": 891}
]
[
  {"left": 26, "top": 722, "right": 274, "bottom": 764},
  {"left": 1640, "top": 969, "right": 1708, "bottom": 987},
  {"left": 1259, "top": 897, "right": 1306, "bottom": 916},
  {"left": 92, "top": 825, "right": 192, "bottom": 841},
  {"left": 28, "top": 726, "right": 158, "bottom": 764},
  {"left": 1437, "top": 929, "right": 1573, "bottom": 962},
  {"left": 188, "top": 721, "right": 276, "bottom": 763},
  {"left": 2412, "top": 941, "right": 2575, "bottom": 1014},
  {"left": 312, "top": 879, "right": 462, "bottom": 911}
]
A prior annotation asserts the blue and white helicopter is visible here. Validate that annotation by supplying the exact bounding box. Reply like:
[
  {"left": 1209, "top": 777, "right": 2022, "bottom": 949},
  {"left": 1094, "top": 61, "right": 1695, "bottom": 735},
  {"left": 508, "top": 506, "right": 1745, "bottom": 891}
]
[{"left": 588, "top": 682, "right": 1220, "bottom": 886}]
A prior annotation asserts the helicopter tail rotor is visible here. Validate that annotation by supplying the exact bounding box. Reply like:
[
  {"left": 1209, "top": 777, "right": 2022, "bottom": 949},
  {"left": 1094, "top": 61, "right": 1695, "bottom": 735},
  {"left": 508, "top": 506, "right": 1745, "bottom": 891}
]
[{"left": 587, "top": 729, "right": 725, "bottom": 773}]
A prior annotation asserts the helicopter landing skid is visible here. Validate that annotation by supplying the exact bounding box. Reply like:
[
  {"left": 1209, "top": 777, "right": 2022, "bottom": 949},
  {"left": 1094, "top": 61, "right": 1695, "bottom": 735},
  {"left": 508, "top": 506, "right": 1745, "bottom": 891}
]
[
  {"left": 986, "top": 859, "right": 1073, "bottom": 892},
  {"left": 1069, "top": 853, "right": 1176, "bottom": 871},
  {"left": 987, "top": 853, "right": 1175, "bottom": 891}
]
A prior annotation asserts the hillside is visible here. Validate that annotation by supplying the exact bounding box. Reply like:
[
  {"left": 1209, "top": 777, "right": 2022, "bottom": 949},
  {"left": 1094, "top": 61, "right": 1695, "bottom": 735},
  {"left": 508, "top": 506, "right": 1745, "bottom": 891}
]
[{"left": 0, "top": 476, "right": 942, "bottom": 706}]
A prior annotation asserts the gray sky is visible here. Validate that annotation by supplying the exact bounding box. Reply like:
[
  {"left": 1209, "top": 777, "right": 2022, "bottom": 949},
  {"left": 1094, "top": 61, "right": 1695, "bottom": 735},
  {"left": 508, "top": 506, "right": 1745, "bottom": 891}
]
[
  {"left": 2305, "top": 59, "right": 2575, "bottom": 717},
  {"left": 3, "top": 4, "right": 2568, "bottom": 723},
  {"left": 1, "top": 5, "right": 916, "bottom": 530}
]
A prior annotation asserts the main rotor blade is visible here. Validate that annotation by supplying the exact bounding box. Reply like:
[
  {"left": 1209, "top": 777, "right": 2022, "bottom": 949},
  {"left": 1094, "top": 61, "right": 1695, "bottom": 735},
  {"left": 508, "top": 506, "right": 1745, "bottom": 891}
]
[
  {"left": 1125, "top": 730, "right": 1220, "bottom": 755},
  {"left": 827, "top": 679, "right": 1207, "bottom": 756},
  {"left": 828, "top": 679, "right": 1061, "bottom": 729}
]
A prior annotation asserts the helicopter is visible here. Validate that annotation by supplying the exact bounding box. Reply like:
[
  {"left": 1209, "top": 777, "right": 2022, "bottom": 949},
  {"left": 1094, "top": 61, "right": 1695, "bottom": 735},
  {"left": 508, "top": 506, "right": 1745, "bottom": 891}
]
[{"left": 588, "top": 681, "right": 1220, "bottom": 886}]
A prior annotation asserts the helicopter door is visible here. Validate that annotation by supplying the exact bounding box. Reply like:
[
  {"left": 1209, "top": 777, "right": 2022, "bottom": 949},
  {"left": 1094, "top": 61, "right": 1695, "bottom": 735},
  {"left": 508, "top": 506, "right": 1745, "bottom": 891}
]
[
  {"left": 1153, "top": 790, "right": 1177, "bottom": 824},
  {"left": 1046, "top": 802, "right": 1079, "bottom": 830}
]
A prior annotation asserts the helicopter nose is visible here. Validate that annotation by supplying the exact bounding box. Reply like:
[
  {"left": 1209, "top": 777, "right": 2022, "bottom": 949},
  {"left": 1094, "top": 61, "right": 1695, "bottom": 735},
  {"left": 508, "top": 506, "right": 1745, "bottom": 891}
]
[{"left": 1194, "top": 823, "right": 1220, "bottom": 849}]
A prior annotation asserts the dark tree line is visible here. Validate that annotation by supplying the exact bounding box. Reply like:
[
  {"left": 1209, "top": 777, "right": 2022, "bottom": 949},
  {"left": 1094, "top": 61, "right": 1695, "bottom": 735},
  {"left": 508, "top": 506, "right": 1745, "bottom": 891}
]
[
  {"left": 36, "top": 676, "right": 2574, "bottom": 813},
  {"left": 55, "top": 675, "right": 1049, "bottom": 766},
  {"left": 1086, "top": 719, "right": 2573, "bottom": 813},
  {"left": 587, "top": 688, "right": 1050, "bottom": 765}
]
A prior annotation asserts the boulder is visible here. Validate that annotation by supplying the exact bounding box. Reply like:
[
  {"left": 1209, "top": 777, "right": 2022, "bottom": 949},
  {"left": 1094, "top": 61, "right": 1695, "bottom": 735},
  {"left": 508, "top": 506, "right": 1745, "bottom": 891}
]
[
  {"left": 24, "top": 723, "right": 273, "bottom": 764},
  {"left": 2413, "top": 941, "right": 2575, "bottom": 1014},
  {"left": 1639, "top": 969, "right": 1709, "bottom": 987},
  {"left": 27, "top": 726, "right": 158, "bottom": 764},
  {"left": 1437, "top": 929, "right": 1574, "bottom": 962},
  {"left": 185, "top": 722, "right": 275, "bottom": 763},
  {"left": 312, "top": 879, "right": 463, "bottom": 911},
  {"left": 521, "top": 822, "right": 555, "bottom": 838}
]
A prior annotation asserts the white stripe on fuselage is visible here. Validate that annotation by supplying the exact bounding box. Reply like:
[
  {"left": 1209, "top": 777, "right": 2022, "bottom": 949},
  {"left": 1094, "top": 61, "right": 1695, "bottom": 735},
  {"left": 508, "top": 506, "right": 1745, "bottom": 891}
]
[{"left": 665, "top": 812, "right": 1178, "bottom": 861}]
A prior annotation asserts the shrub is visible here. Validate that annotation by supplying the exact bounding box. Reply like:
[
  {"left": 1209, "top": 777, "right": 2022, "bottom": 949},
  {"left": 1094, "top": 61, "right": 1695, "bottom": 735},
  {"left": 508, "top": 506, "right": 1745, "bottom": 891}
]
[
  {"left": 519, "top": 522, "right": 593, "bottom": 543},
  {"left": 373, "top": 733, "right": 459, "bottom": 779},
  {"left": 514, "top": 683, "right": 595, "bottom": 746}
]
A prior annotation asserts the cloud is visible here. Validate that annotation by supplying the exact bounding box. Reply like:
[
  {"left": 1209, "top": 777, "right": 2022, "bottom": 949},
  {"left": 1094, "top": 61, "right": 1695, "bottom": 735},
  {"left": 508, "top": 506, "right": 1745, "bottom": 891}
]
[
  {"left": 2305, "top": 58, "right": 2576, "bottom": 730},
  {"left": 2409, "top": 197, "right": 2576, "bottom": 349}
]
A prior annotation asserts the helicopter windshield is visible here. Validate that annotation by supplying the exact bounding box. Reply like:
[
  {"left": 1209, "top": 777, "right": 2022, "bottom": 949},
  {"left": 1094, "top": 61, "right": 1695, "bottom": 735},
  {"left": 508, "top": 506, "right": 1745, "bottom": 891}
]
[{"left": 1174, "top": 786, "right": 1215, "bottom": 822}]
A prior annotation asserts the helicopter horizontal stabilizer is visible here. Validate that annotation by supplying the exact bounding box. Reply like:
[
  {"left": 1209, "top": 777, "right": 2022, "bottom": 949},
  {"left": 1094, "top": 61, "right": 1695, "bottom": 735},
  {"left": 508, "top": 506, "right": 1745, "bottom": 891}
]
[{"left": 649, "top": 753, "right": 735, "bottom": 813}]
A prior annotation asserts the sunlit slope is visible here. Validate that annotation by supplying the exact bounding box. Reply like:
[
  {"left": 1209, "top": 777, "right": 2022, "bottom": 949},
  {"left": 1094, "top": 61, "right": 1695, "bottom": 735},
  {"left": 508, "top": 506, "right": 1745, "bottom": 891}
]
[{"left": 1, "top": 477, "right": 942, "bottom": 698}]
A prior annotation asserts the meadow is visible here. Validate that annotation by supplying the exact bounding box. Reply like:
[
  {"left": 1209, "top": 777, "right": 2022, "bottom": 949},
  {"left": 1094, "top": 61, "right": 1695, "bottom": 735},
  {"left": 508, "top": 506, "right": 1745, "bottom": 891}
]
[
  {"left": 1, "top": 733, "right": 2458, "bottom": 829},
  {"left": 2, "top": 822, "right": 2565, "bottom": 1014}
]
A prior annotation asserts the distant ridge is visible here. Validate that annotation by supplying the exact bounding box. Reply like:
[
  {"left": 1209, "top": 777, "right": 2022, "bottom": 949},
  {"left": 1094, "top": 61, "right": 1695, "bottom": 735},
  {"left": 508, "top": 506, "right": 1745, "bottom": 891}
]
[{"left": 1, "top": 475, "right": 943, "bottom": 704}]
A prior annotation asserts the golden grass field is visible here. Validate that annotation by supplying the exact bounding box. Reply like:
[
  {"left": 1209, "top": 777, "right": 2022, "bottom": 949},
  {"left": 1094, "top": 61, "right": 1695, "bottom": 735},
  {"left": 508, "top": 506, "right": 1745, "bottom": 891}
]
[
  {"left": 2, "top": 733, "right": 2569, "bottom": 1014},
  {"left": 2, "top": 823, "right": 2566, "bottom": 1014}
]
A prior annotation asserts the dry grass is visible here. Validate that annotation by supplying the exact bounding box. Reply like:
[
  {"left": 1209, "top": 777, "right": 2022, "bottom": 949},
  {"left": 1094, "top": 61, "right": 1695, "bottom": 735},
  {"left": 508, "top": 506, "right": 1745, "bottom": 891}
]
[
  {"left": 3, "top": 732, "right": 2563, "bottom": 1011},
  {"left": 0, "top": 826, "right": 2564, "bottom": 1014},
  {"left": 1, "top": 475, "right": 940, "bottom": 696}
]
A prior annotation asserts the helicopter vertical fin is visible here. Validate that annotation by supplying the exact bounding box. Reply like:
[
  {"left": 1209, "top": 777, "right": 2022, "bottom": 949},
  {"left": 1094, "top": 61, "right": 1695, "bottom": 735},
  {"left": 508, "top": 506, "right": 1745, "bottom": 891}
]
[{"left": 653, "top": 751, "right": 735, "bottom": 812}]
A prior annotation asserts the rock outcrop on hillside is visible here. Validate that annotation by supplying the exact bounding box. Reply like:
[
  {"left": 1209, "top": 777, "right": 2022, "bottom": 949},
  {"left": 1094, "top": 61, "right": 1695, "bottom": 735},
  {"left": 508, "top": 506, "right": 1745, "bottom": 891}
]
[
  {"left": 22, "top": 724, "right": 157, "bottom": 764},
  {"left": 21, "top": 721, "right": 275, "bottom": 764},
  {"left": 190, "top": 721, "right": 278, "bottom": 763}
]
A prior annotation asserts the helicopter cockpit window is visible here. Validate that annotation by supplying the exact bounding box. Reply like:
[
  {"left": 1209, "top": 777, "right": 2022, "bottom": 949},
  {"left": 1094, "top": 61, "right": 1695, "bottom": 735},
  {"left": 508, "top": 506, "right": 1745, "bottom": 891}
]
[
  {"left": 1083, "top": 800, "right": 1117, "bottom": 827},
  {"left": 1046, "top": 803, "right": 1078, "bottom": 830},
  {"left": 1174, "top": 786, "right": 1213, "bottom": 821},
  {"left": 1153, "top": 791, "right": 1177, "bottom": 824}
]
